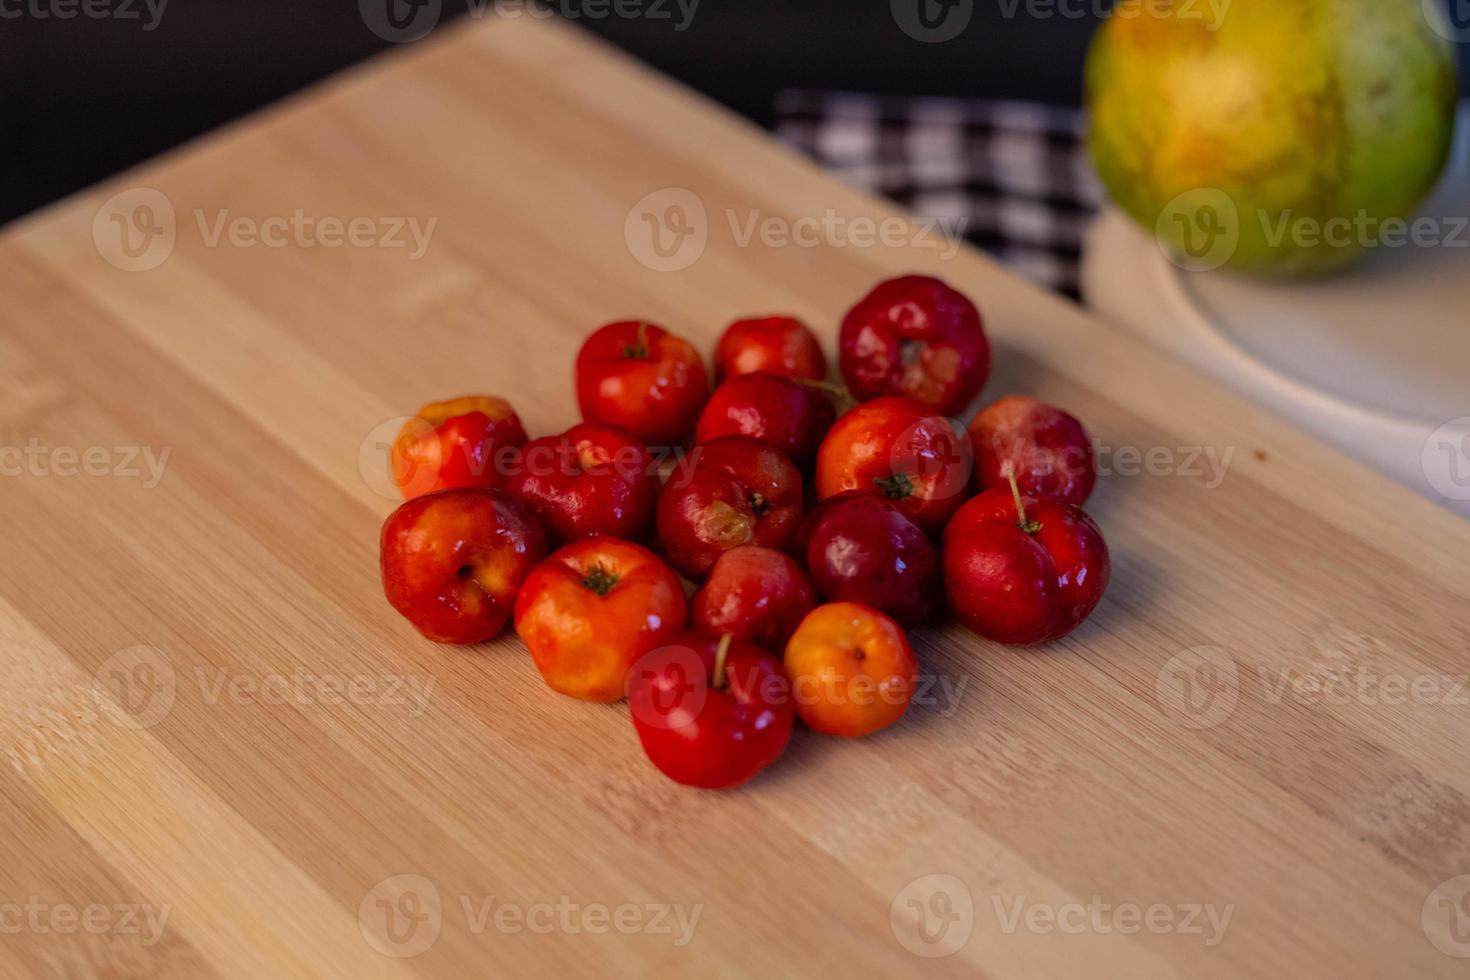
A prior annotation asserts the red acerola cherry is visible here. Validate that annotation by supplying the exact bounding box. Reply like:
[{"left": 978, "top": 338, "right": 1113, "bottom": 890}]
[
  {"left": 576, "top": 320, "right": 709, "bottom": 447},
  {"left": 657, "top": 436, "right": 804, "bottom": 580},
  {"left": 695, "top": 373, "right": 837, "bottom": 471},
  {"left": 628, "top": 633, "right": 793, "bottom": 789},
  {"left": 839, "top": 275, "right": 989, "bottom": 416},
  {"left": 800, "top": 492, "right": 940, "bottom": 627},
  {"left": 815, "top": 396, "right": 972, "bottom": 535},
  {"left": 713, "top": 316, "right": 827, "bottom": 382},
  {"left": 968, "top": 395, "right": 1096, "bottom": 506},
  {"left": 504, "top": 422, "right": 659, "bottom": 544},
  {"left": 690, "top": 545, "right": 818, "bottom": 651},
  {"left": 941, "top": 474, "right": 1109, "bottom": 645}
]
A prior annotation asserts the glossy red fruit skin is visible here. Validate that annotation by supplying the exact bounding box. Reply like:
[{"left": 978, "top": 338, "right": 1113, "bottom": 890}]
[
  {"left": 628, "top": 632, "right": 793, "bottom": 789},
  {"left": 392, "top": 396, "right": 527, "bottom": 500},
  {"left": 968, "top": 396, "right": 1096, "bottom": 506},
  {"left": 380, "top": 488, "right": 547, "bottom": 644},
  {"left": 695, "top": 373, "right": 837, "bottom": 471},
  {"left": 783, "top": 602, "right": 917, "bottom": 737},
  {"left": 690, "top": 546, "right": 818, "bottom": 652},
  {"left": 504, "top": 423, "right": 658, "bottom": 545},
  {"left": 839, "top": 275, "right": 990, "bottom": 416},
  {"left": 576, "top": 321, "right": 710, "bottom": 447},
  {"left": 941, "top": 488, "right": 1109, "bottom": 645},
  {"left": 800, "top": 493, "right": 939, "bottom": 627},
  {"left": 713, "top": 316, "right": 827, "bottom": 382},
  {"left": 814, "top": 396, "right": 973, "bottom": 535},
  {"left": 657, "top": 436, "right": 804, "bottom": 580},
  {"left": 513, "top": 538, "right": 689, "bottom": 701}
]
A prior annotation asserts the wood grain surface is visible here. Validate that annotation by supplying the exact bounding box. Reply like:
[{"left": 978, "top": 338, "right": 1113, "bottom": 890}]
[{"left": 3, "top": 14, "right": 1469, "bottom": 979}]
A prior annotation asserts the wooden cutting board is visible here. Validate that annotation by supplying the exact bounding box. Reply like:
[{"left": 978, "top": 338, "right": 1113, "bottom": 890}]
[{"left": 2, "top": 15, "right": 1468, "bottom": 979}]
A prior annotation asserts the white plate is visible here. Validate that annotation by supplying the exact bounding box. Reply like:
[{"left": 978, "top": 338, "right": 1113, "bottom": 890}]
[{"left": 1082, "top": 107, "right": 1470, "bottom": 517}]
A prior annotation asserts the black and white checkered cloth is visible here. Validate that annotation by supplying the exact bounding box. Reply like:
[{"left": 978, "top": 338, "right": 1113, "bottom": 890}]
[{"left": 776, "top": 91, "right": 1102, "bottom": 297}]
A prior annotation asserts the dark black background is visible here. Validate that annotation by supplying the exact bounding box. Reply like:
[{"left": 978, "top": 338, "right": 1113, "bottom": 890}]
[{"left": 3, "top": 0, "right": 1466, "bottom": 225}]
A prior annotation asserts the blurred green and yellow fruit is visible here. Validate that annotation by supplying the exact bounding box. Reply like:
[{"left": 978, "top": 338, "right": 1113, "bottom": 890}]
[{"left": 1086, "top": 0, "right": 1458, "bottom": 276}]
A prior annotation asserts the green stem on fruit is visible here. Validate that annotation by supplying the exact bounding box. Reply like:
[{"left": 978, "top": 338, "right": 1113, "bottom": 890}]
[
  {"left": 874, "top": 471, "right": 915, "bottom": 500},
  {"left": 796, "top": 378, "right": 856, "bottom": 413},
  {"left": 581, "top": 563, "right": 620, "bottom": 597},
  {"left": 1007, "top": 468, "right": 1041, "bottom": 535},
  {"left": 712, "top": 633, "right": 733, "bottom": 691},
  {"left": 622, "top": 320, "right": 650, "bottom": 359}
]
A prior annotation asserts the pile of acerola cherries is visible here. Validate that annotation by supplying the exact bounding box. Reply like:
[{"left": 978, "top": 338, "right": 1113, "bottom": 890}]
[{"left": 380, "top": 275, "right": 1108, "bottom": 790}]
